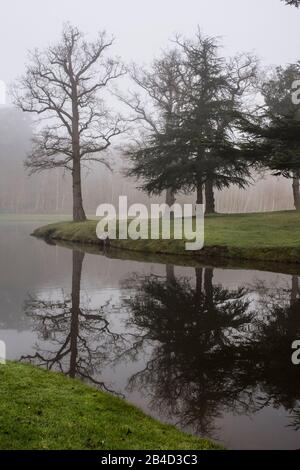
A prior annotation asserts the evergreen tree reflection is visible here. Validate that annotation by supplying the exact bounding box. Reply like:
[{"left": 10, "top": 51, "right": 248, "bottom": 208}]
[
  {"left": 122, "top": 267, "right": 254, "bottom": 436},
  {"left": 123, "top": 268, "right": 300, "bottom": 436},
  {"left": 245, "top": 275, "right": 300, "bottom": 419}
]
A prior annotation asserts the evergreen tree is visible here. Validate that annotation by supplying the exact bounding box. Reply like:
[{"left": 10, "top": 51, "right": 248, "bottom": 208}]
[
  {"left": 126, "top": 31, "right": 257, "bottom": 213},
  {"left": 240, "top": 65, "right": 300, "bottom": 210}
]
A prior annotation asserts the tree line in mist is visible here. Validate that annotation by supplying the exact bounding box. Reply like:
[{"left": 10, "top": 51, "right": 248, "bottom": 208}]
[{"left": 0, "top": 0, "right": 299, "bottom": 218}]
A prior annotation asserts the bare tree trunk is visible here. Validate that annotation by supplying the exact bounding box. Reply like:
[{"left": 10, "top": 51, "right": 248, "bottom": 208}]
[
  {"left": 205, "top": 179, "right": 216, "bottom": 214},
  {"left": 72, "top": 77, "right": 87, "bottom": 222},
  {"left": 292, "top": 173, "right": 300, "bottom": 211},
  {"left": 196, "top": 180, "right": 203, "bottom": 205},
  {"left": 166, "top": 264, "right": 176, "bottom": 284},
  {"left": 166, "top": 188, "right": 176, "bottom": 222},
  {"left": 72, "top": 159, "right": 86, "bottom": 221},
  {"left": 69, "top": 250, "right": 85, "bottom": 378},
  {"left": 291, "top": 276, "right": 299, "bottom": 306},
  {"left": 204, "top": 268, "right": 214, "bottom": 307},
  {"left": 166, "top": 188, "right": 176, "bottom": 206},
  {"left": 195, "top": 267, "right": 203, "bottom": 301}
]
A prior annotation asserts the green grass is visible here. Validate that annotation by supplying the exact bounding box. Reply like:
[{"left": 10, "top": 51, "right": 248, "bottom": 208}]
[
  {"left": 33, "top": 211, "right": 300, "bottom": 265},
  {"left": 0, "top": 362, "right": 221, "bottom": 450}
]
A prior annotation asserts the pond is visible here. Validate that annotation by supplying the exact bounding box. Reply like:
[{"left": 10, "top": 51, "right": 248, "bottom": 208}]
[{"left": 0, "top": 220, "right": 300, "bottom": 450}]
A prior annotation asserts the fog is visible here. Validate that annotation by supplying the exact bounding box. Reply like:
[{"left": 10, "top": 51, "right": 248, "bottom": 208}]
[
  {"left": 0, "top": 107, "right": 294, "bottom": 215},
  {"left": 0, "top": 0, "right": 299, "bottom": 214},
  {"left": 1, "top": 0, "right": 300, "bottom": 81}
]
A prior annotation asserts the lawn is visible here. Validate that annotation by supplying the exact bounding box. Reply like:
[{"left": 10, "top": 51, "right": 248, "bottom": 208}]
[
  {"left": 0, "top": 362, "right": 221, "bottom": 450},
  {"left": 32, "top": 210, "right": 300, "bottom": 264}
]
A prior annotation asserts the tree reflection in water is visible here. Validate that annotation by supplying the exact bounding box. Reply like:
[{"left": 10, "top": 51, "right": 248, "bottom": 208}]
[
  {"left": 246, "top": 275, "right": 300, "bottom": 427},
  {"left": 21, "top": 251, "right": 300, "bottom": 439},
  {"left": 122, "top": 267, "right": 300, "bottom": 437},
  {"left": 21, "top": 250, "right": 126, "bottom": 393},
  {"left": 121, "top": 266, "right": 254, "bottom": 436}
]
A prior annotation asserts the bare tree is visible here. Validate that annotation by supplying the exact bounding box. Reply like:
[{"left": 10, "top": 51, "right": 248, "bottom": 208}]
[
  {"left": 12, "top": 24, "right": 125, "bottom": 221},
  {"left": 120, "top": 49, "right": 184, "bottom": 205}
]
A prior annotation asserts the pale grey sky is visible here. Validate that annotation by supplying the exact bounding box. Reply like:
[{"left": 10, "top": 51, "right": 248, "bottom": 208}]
[{"left": 0, "top": 0, "right": 300, "bottom": 86}]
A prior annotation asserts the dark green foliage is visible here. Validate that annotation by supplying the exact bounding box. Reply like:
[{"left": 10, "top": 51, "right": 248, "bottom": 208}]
[
  {"left": 126, "top": 31, "right": 257, "bottom": 201},
  {"left": 240, "top": 65, "right": 300, "bottom": 177}
]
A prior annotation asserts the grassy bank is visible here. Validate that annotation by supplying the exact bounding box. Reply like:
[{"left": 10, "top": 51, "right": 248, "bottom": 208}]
[
  {"left": 0, "top": 363, "right": 221, "bottom": 450},
  {"left": 33, "top": 211, "right": 300, "bottom": 265}
]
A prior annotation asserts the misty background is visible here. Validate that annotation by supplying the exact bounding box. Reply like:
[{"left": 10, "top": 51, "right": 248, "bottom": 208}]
[{"left": 0, "top": 0, "right": 299, "bottom": 214}]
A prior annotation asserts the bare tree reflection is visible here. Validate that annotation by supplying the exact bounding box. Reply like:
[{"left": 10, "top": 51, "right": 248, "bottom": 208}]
[
  {"left": 21, "top": 250, "right": 125, "bottom": 393},
  {"left": 21, "top": 253, "right": 300, "bottom": 438}
]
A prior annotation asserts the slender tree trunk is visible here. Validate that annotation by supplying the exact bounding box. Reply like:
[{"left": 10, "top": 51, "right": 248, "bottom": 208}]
[
  {"left": 72, "top": 159, "right": 86, "bottom": 221},
  {"left": 291, "top": 276, "right": 299, "bottom": 307},
  {"left": 196, "top": 149, "right": 204, "bottom": 206},
  {"left": 195, "top": 267, "right": 203, "bottom": 303},
  {"left": 166, "top": 264, "right": 176, "bottom": 285},
  {"left": 69, "top": 250, "right": 85, "bottom": 378},
  {"left": 204, "top": 268, "right": 214, "bottom": 307},
  {"left": 166, "top": 188, "right": 176, "bottom": 222},
  {"left": 196, "top": 180, "right": 203, "bottom": 205},
  {"left": 292, "top": 173, "right": 300, "bottom": 211},
  {"left": 71, "top": 78, "right": 86, "bottom": 222},
  {"left": 166, "top": 188, "right": 176, "bottom": 206},
  {"left": 205, "top": 179, "right": 216, "bottom": 214}
]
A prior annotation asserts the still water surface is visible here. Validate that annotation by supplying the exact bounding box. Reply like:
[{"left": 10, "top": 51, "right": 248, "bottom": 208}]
[{"left": 0, "top": 221, "right": 300, "bottom": 450}]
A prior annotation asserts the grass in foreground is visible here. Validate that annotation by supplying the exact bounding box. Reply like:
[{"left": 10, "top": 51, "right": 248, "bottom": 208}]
[
  {"left": 0, "top": 363, "right": 221, "bottom": 450},
  {"left": 33, "top": 211, "right": 300, "bottom": 264}
]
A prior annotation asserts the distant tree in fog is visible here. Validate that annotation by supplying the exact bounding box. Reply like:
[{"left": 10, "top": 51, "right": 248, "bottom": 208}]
[
  {"left": 0, "top": 108, "right": 31, "bottom": 156},
  {"left": 120, "top": 49, "right": 184, "bottom": 206},
  {"left": 0, "top": 108, "right": 32, "bottom": 213},
  {"left": 240, "top": 65, "right": 300, "bottom": 211},
  {"left": 12, "top": 24, "right": 125, "bottom": 221}
]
